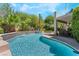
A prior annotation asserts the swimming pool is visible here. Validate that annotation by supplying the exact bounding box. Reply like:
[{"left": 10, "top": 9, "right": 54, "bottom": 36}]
[{"left": 8, "top": 33, "right": 79, "bottom": 56}]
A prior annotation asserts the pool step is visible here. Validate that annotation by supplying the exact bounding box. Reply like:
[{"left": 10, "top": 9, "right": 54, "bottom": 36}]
[{"left": 42, "top": 35, "right": 53, "bottom": 38}]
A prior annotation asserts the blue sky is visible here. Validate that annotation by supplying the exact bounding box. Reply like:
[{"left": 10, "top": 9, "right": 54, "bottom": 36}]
[{"left": 10, "top": 3, "right": 79, "bottom": 19}]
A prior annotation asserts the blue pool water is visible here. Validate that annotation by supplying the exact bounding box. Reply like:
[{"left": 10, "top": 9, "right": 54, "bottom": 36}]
[{"left": 8, "top": 33, "right": 79, "bottom": 56}]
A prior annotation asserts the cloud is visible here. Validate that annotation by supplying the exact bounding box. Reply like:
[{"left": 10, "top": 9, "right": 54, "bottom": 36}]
[
  {"left": 11, "top": 3, "right": 16, "bottom": 7},
  {"left": 20, "top": 4, "right": 29, "bottom": 12},
  {"left": 11, "top": 3, "right": 61, "bottom": 18},
  {"left": 10, "top": 3, "right": 79, "bottom": 18},
  {"left": 19, "top": 3, "right": 60, "bottom": 14},
  {"left": 31, "top": 3, "right": 59, "bottom": 12}
]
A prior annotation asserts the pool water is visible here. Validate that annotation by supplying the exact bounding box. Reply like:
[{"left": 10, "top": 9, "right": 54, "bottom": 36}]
[{"left": 8, "top": 33, "right": 79, "bottom": 56}]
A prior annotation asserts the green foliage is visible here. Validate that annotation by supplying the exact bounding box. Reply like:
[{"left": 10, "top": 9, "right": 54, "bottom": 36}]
[
  {"left": 44, "top": 15, "right": 54, "bottom": 31},
  {"left": 0, "top": 17, "right": 3, "bottom": 26},
  {"left": 71, "top": 6, "right": 79, "bottom": 42},
  {"left": 0, "top": 27, "right": 4, "bottom": 34},
  {"left": 0, "top": 3, "right": 54, "bottom": 33},
  {"left": 30, "top": 15, "right": 39, "bottom": 29},
  {"left": 45, "top": 15, "right": 54, "bottom": 24},
  {"left": 57, "top": 22, "right": 64, "bottom": 30},
  {"left": 0, "top": 3, "right": 11, "bottom": 17},
  {"left": 15, "top": 12, "right": 31, "bottom": 31}
]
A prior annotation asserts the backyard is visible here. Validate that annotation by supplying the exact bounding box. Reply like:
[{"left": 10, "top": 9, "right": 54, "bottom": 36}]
[{"left": 0, "top": 3, "right": 79, "bottom": 56}]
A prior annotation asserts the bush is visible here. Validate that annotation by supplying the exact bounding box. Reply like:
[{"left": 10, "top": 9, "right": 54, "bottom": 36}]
[
  {"left": 44, "top": 15, "right": 54, "bottom": 31},
  {"left": 71, "top": 7, "right": 79, "bottom": 42},
  {"left": 44, "top": 25, "right": 54, "bottom": 31},
  {"left": 0, "top": 27, "right": 4, "bottom": 34}
]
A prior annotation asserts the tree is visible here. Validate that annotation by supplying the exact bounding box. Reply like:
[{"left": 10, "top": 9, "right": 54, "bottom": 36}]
[
  {"left": 12, "top": 12, "right": 32, "bottom": 31},
  {"left": 0, "top": 17, "right": 4, "bottom": 33},
  {"left": 0, "top": 3, "right": 22, "bottom": 32},
  {"left": 44, "top": 15, "right": 54, "bottom": 31},
  {"left": 30, "top": 15, "right": 39, "bottom": 30},
  {"left": 0, "top": 3, "right": 12, "bottom": 32},
  {"left": 0, "top": 3, "right": 46, "bottom": 33},
  {"left": 0, "top": 3, "right": 11, "bottom": 17},
  {"left": 71, "top": 6, "right": 79, "bottom": 42}
]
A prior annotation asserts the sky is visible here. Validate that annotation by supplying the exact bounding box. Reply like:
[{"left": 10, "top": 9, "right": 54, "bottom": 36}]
[{"left": 10, "top": 3, "right": 79, "bottom": 19}]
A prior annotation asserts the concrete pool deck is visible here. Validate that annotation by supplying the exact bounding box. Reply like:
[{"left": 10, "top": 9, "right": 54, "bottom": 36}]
[{"left": 0, "top": 36, "right": 11, "bottom": 56}]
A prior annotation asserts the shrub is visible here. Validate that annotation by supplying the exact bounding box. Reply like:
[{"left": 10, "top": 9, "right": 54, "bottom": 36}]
[
  {"left": 71, "top": 7, "right": 79, "bottom": 42},
  {"left": 0, "top": 27, "right": 4, "bottom": 34}
]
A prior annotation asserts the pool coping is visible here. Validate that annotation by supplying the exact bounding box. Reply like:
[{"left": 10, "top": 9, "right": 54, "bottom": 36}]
[{"left": 42, "top": 35, "right": 79, "bottom": 53}]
